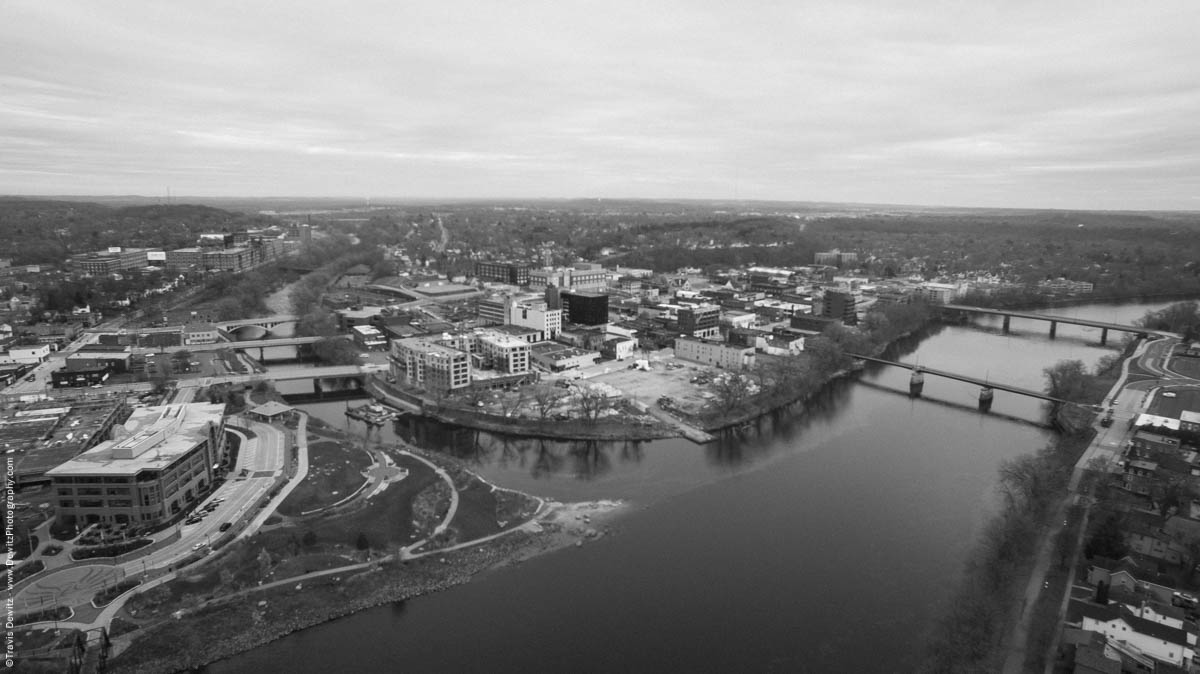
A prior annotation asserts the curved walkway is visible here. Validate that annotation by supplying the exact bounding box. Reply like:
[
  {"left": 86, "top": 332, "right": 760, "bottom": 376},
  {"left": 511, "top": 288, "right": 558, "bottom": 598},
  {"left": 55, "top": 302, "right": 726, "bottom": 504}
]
[
  {"left": 398, "top": 449, "right": 459, "bottom": 556},
  {"left": 14, "top": 565, "right": 124, "bottom": 615}
]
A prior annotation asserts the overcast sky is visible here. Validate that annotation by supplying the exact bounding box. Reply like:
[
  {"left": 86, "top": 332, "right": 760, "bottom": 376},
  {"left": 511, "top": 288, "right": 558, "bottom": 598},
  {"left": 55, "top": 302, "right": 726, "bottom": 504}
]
[{"left": 3, "top": 1, "right": 1199, "bottom": 210}]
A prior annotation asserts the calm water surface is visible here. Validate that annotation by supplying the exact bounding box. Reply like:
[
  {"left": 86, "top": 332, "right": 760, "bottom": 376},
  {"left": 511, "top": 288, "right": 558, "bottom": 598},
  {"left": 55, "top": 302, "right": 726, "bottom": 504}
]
[{"left": 208, "top": 300, "right": 1176, "bottom": 673}]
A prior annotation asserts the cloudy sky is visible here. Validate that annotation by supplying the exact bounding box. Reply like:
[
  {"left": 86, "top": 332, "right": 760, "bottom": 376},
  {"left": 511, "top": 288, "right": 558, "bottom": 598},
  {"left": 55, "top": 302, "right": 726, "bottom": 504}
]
[{"left": 3, "top": 1, "right": 1199, "bottom": 209}]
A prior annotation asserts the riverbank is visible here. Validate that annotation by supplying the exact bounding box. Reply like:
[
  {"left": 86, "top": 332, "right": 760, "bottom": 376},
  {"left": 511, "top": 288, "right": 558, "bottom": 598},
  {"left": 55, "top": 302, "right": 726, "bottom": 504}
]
[{"left": 108, "top": 498, "right": 627, "bottom": 674}]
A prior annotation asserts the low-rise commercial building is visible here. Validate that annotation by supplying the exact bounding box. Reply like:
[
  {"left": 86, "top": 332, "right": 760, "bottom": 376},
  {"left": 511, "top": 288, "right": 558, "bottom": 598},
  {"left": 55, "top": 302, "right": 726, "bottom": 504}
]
[
  {"left": 674, "top": 336, "right": 755, "bottom": 369},
  {"left": 183, "top": 323, "right": 220, "bottom": 345},
  {"left": 352, "top": 325, "right": 388, "bottom": 351},
  {"left": 5, "top": 344, "right": 52, "bottom": 364}
]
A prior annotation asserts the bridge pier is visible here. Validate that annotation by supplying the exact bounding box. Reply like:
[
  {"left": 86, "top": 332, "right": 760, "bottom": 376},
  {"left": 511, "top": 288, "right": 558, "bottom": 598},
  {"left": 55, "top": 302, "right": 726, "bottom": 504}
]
[
  {"left": 1049, "top": 321, "right": 1057, "bottom": 339},
  {"left": 979, "top": 386, "right": 994, "bottom": 410},
  {"left": 909, "top": 369, "right": 924, "bottom": 397},
  {"left": 1100, "top": 328, "right": 1108, "bottom": 346},
  {"left": 1002, "top": 316, "right": 1011, "bottom": 334}
]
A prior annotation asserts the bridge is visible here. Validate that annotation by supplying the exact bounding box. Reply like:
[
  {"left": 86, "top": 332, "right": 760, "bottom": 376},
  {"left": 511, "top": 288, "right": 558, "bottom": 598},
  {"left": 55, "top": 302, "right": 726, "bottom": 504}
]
[
  {"left": 849, "top": 354, "right": 1087, "bottom": 407},
  {"left": 216, "top": 315, "right": 299, "bottom": 340},
  {"left": 941, "top": 305, "right": 1178, "bottom": 344},
  {"left": 180, "top": 363, "right": 371, "bottom": 385},
  {"left": 187, "top": 335, "right": 327, "bottom": 356}
]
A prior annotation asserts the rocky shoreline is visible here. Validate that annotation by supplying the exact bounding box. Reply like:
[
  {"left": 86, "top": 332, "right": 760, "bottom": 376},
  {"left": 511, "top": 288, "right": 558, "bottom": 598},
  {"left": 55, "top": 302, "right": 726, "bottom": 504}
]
[{"left": 109, "top": 501, "right": 627, "bottom": 674}]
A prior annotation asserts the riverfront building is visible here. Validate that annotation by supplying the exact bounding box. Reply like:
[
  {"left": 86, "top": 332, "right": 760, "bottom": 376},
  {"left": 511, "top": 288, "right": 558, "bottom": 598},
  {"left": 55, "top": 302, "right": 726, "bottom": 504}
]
[
  {"left": 389, "top": 337, "right": 472, "bottom": 392},
  {"left": 46, "top": 402, "right": 228, "bottom": 526}
]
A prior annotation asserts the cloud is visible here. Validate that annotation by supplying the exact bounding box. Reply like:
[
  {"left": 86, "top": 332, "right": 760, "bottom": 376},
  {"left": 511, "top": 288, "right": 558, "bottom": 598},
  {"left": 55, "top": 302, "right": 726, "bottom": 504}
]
[{"left": 1, "top": 0, "right": 1198, "bottom": 208}]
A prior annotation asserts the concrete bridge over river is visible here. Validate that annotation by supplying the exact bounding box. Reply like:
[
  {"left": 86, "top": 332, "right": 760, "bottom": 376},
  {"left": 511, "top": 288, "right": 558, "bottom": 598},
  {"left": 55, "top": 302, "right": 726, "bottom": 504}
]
[
  {"left": 849, "top": 354, "right": 1092, "bottom": 408},
  {"left": 941, "top": 305, "right": 1179, "bottom": 344}
]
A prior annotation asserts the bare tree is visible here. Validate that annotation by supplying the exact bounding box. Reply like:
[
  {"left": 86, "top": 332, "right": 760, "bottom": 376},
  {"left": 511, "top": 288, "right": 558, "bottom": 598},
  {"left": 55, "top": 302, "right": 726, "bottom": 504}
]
[
  {"left": 531, "top": 384, "right": 569, "bottom": 420},
  {"left": 498, "top": 388, "right": 528, "bottom": 417},
  {"left": 573, "top": 385, "right": 612, "bottom": 424},
  {"left": 709, "top": 372, "right": 752, "bottom": 414}
]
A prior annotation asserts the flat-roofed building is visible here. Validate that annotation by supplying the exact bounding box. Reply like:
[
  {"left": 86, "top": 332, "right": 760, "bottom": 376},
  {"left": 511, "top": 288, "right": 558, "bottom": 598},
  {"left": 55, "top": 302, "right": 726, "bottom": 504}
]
[
  {"left": 475, "top": 261, "right": 530, "bottom": 286},
  {"left": 66, "top": 345, "right": 132, "bottom": 373},
  {"left": 352, "top": 325, "right": 387, "bottom": 351},
  {"left": 561, "top": 291, "right": 610, "bottom": 326},
  {"left": 674, "top": 336, "right": 755, "bottom": 369},
  {"left": 70, "top": 247, "right": 152, "bottom": 275},
  {"left": 46, "top": 402, "right": 227, "bottom": 526},
  {"left": 166, "top": 247, "right": 204, "bottom": 271},
  {"left": 475, "top": 330, "right": 531, "bottom": 374},
  {"left": 52, "top": 362, "right": 110, "bottom": 388},
  {"left": 529, "top": 266, "right": 609, "bottom": 292},
  {"left": 820, "top": 290, "right": 858, "bottom": 326},
  {"left": 5, "top": 344, "right": 51, "bottom": 364},
  {"left": 203, "top": 246, "right": 254, "bottom": 273},
  {"left": 509, "top": 300, "right": 561, "bottom": 341},
  {"left": 389, "top": 337, "right": 472, "bottom": 392},
  {"left": 530, "top": 344, "right": 599, "bottom": 371},
  {"left": 476, "top": 296, "right": 510, "bottom": 325},
  {"left": 678, "top": 304, "right": 721, "bottom": 338},
  {"left": 1181, "top": 411, "right": 1200, "bottom": 435},
  {"left": 183, "top": 323, "right": 220, "bottom": 345}
]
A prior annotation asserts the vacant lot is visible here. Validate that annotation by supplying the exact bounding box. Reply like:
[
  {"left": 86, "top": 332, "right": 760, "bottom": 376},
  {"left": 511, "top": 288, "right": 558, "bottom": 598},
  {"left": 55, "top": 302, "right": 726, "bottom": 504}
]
[{"left": 590, "top": 358, "right": 710, "bottom": 410}]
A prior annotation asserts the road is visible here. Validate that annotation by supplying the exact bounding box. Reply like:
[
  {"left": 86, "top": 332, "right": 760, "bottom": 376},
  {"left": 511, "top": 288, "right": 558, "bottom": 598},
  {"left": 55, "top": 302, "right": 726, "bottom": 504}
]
[{"left": 1004, "top": 336, "right": 1198, "bottom": 672}]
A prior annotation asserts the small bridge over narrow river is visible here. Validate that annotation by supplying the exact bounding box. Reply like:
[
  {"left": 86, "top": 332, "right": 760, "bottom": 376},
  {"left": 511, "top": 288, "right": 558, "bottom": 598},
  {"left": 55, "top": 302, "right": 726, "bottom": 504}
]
[{"left": 849, "top": 354, "right": 1092, "bottom": 408}]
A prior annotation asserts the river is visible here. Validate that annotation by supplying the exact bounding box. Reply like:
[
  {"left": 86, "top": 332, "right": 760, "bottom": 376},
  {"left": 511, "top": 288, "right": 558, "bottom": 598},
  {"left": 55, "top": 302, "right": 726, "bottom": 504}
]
[{"left": 207, "top": 299, "right": 1177, "bottom": 673}]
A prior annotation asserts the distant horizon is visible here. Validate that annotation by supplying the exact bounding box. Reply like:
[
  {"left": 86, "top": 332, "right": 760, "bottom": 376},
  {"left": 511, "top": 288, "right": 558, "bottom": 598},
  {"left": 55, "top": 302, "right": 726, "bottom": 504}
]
[{"left": 3, "top": 192, "right": 1200, "bottom": 216}]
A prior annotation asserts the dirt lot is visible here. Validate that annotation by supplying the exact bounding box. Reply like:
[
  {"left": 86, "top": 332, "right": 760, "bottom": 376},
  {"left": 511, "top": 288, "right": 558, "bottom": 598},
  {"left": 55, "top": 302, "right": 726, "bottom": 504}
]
[{"left": 586, "top": 352, "right": 712, "bottom": 413}]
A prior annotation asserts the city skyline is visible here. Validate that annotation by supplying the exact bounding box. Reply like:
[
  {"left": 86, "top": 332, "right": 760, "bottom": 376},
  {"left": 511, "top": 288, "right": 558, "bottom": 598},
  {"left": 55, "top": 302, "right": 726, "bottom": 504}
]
[{"left": 3, "top": 0, "right": 1200, "bottom": 210}]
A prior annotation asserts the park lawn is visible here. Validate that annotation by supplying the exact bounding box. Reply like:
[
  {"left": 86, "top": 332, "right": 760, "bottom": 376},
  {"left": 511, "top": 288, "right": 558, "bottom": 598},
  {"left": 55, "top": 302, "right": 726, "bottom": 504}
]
[
  {"left": 269, "top": 552, "right": 359, "bottom": 581},
  {"left": 272, "top": 453, "right": 440, "bottom": 552},
  {"left": 1171, "top": 354, "right": 1200, "bottom": 380},
  {"left": 13, "top": 626, "right": 77, "bottom": 653},
  {"left": 276, "top": 439, "right": 373, "bottom": 517},
  {"left": 448, "top": 480, "right": 507, "bottom": 541}
]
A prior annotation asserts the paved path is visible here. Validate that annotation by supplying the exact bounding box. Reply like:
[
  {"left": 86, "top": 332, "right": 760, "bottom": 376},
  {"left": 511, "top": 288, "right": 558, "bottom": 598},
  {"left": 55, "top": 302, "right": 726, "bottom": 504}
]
[
  {"left": 400, "top": 450, "right": 460, "bottom": 556},
  {"left": 14, "top": 565, "right": 124, "bottom": 615}
]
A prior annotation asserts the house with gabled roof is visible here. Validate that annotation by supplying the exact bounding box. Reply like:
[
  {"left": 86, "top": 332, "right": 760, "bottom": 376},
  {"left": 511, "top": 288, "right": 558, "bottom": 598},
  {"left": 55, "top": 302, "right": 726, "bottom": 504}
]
[{"left": 1072, "top": 599, "right": 1195, "bottom": 669}]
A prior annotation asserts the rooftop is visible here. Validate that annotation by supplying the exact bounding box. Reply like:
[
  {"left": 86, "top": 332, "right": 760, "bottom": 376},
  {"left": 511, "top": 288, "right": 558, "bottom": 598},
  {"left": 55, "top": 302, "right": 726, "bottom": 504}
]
[
  {"left": 249, "top": 400, "right": 293, "bottom": 419},
  {"left": 47, "top": 402, "right": 224, "bottom": 477}
]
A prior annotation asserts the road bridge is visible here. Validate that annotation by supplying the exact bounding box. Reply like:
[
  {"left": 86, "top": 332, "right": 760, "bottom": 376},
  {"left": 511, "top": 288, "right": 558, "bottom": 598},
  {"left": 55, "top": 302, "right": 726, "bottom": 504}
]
[
  {"left": 941, "top": 304, "right": 1178, "bottom": 344},
  {"left": 850, "top": 354, "right": 1087, "bottom": 407},
  {"left": 216, "top": 314, "right": 298, "bottom": 331}
]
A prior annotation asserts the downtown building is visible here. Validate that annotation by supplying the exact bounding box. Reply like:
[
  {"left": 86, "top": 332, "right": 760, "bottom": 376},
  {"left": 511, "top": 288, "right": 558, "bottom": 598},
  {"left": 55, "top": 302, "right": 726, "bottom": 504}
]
[
  {"left": 390, "top": 337, "right": 472, "bottom": 393},
  {"left": 475, "top": 261, "right": 531, "bottom": 286},
  {"left": 561, "top": 291, "right": 610, "bottom": 326},
  {"left": 70, "top": 247, "right": 153, "bottom": 275},
  {"left": 46, "top": 402, "right": 228, "bottom": 526}
]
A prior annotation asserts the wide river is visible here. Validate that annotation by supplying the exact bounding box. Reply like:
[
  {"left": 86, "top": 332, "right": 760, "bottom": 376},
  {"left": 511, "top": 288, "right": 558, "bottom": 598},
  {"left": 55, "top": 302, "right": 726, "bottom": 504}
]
[{"left": 209, "top": 300, "right": 1177, "bottom": 673}]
